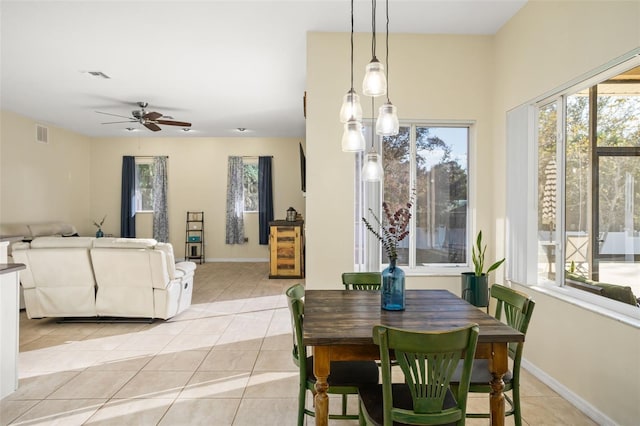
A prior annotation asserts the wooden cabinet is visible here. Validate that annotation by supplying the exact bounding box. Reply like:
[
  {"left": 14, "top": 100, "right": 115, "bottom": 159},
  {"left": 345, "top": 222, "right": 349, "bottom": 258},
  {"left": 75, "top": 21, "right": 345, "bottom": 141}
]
[{"left": 269, "top": 220, "right": 304, "bottom": 278}]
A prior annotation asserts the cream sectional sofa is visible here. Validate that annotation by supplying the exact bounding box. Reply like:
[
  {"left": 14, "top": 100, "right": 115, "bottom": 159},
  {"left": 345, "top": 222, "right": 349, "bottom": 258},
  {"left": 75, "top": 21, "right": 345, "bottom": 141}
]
[
  {"left": 12, "top": 237, "right": 196, "bottom": 320},
  {"left": 0, "top": 221, "right": 79, "bottom": 242}
]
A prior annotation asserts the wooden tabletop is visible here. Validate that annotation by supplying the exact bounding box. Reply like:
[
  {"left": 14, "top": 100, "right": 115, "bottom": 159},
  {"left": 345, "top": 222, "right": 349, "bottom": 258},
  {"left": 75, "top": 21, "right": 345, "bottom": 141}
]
[{"left": 303, "top": 289, "right": 524, "bottom": 346}]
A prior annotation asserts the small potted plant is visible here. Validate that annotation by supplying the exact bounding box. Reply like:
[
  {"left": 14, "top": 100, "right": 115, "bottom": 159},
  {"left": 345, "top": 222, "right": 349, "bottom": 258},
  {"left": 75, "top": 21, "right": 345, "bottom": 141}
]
[
  {"left": 93, "top": 215, "right": 106, "bottom": 238},
  {"left": 461, "top": 230, "right": 505, "bottom": 307}
]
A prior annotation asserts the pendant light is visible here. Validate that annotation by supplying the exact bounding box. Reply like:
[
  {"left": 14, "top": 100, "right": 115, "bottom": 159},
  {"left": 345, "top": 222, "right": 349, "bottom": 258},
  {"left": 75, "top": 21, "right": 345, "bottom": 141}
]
[
  {"left": 339, "top": 0, "right": 363, "bottom": 123},
  {"left": 342, "top": 118, "right": 366, "bottom": 152},
  {"left": 341, "top": 0, "right": 365, "bottom": 152},
  {"left": 362, "top": 0, "right": 386, "bottom": 97},
  {"left": 376, "top": 0, "right": 399, "bottom": 136},
  {"left": 362, "top": 98, "right": 384, "bottom": 182}
]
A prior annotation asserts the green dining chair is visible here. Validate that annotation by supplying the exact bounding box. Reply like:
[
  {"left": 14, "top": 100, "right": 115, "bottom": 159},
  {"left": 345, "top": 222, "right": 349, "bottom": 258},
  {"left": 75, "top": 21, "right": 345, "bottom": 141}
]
[
  {"left": 342, "top": 272, "right": 381, "bottom": 290},
  {"left": 450, "top": 284, "right": 535, "bottom": 426},
  {"left": 358, "top": 323, "right": 480, "bottom": 426},
  {"left": 285, "top": 284, "right": 379, "bottom": 426}
]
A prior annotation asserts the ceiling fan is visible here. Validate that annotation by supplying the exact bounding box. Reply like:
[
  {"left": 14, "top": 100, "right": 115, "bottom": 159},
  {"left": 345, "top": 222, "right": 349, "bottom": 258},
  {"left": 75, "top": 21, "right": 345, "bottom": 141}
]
[{"left": 96, "top": 101, "right": 191, "bottom": 132}]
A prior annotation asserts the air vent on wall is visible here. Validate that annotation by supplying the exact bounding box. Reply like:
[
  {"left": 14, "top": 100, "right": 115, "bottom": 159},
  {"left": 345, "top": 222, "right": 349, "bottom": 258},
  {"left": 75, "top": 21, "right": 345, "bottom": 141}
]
[{"left": 35, "top": 125, "right": 49, "bottom": 144}]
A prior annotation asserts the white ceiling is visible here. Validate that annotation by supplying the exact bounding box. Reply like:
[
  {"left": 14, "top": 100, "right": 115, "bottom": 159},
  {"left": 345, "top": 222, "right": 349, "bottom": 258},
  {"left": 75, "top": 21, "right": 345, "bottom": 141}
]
[{"left": 0, "top": 0, "right": 526, "bottom": 138}]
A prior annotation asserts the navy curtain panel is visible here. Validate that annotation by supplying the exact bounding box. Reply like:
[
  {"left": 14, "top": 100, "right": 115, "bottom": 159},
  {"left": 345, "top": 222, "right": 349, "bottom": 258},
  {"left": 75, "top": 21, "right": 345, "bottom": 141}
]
[
  {"left": 120, "top": 156, "right": 136, "bottom": 238},
  {"left": 258, "top": 156, "right": 274, "bottom": 245}
]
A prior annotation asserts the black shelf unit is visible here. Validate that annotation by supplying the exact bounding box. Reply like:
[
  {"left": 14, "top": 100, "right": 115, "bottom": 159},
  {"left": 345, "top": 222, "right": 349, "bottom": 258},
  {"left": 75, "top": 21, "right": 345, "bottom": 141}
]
[{"left": 185, "top": 211, "right": 205, "bottom": 264}]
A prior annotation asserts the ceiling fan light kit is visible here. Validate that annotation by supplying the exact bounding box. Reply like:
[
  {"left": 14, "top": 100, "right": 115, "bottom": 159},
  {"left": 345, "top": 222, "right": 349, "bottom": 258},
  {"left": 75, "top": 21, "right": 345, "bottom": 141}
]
[{"left": 97, "top": 101, "right": 192, "bottom": 132}]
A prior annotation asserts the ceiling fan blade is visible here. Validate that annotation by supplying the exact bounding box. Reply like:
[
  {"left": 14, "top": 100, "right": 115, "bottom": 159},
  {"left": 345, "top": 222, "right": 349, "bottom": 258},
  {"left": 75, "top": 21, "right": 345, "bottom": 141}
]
[
  {"left": 156, "top": 119, "right": 192, "bottom": 127},
  {"left": 96, "top": 111, "right": 134, "bottom": 119},
  {"left": 143, "top": 111, "right": 162, "bottom": 120},
  {"left": 101, "top": 120, "right": 136, "bottom": 124},
  {"left": 144, "top": 122, "right": 162, "bottom": 132}
]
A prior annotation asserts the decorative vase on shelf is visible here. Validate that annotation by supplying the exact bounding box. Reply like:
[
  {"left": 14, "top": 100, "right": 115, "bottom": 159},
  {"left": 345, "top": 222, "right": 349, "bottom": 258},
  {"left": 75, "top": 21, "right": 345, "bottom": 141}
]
[
  {"left": 95, "top": 229, "right": 104, "bottom": 238},
  {"left": 381, "top": 258, "right": 405, "bottom": 311}
]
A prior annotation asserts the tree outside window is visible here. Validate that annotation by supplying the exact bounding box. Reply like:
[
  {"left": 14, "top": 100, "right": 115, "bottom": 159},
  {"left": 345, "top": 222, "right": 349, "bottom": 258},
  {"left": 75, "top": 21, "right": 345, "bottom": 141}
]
[
  {"left": 243, "top": 160, "right": 259, "bottom": 212},
  {"left": 135, "top": 161, "right": 154, "bottom": 212},
  {"left": 366, "top": 124, "right": 470, "bottom": 269}
]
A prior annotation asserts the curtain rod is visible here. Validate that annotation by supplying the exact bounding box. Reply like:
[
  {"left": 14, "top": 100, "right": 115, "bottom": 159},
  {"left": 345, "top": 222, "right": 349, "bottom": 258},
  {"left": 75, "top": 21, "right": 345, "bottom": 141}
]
[
  {"left": 134, "top": 155, "right": 168, "bottom": 159},
  {"left": 230, "top": 155, "right": 274, "bottom": 159}
]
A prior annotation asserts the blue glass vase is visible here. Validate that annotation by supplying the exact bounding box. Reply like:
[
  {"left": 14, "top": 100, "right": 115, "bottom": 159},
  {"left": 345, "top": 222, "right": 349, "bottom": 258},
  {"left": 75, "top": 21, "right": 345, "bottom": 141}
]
[
  {"left": 381, "top": 258, "right": 405, "bottom": 310},
  {"left": 96, "top": 229, "right": 104, "bottom": 238}
]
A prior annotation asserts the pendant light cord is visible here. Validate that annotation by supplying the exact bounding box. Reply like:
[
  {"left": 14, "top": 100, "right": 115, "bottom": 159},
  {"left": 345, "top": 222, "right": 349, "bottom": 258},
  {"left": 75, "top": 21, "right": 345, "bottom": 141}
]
[
  {"left": 371, "top": 0, "right": 377, "bottom": 58},
  {"left": 385, "top": 0, "right": 390, "bottom": 103},
  {"left": 371, "top": 96, "right": 375, "bottom": 150},
  {"left": 350, "top": 0, "right": 354, "bottom": 90}
]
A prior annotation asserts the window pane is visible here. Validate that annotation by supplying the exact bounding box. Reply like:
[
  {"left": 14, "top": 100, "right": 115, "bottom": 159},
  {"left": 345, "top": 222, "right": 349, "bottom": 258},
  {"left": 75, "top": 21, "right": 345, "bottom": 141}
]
[
  {"left": 243, "top": 162, "right": 259, "bottom": 212},
  {"left": 382, "top": 126, "right": 411, "bottom": 265},
  {"left": 564, "top": 93, "right": 591, "bottom": 277},
  {"left": 415, "top": 127, "right": 468, "bottom": 265},
  {"left": 135, "top": 163, "right": 154, "bottom": 211},
  {"left": 596, "top": 66, "right": 640, "bottom": 148},
  {"left": 537, "top": 102, "right": 557, "bottom": 281},
  {"left": 597, "top": 156, "right": 640, "bottom": 297}
]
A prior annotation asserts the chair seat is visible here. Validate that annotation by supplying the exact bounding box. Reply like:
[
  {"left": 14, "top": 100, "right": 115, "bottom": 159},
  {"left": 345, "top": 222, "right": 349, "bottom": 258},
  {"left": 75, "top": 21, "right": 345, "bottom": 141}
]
[
  {"left": 451, "top": 359, "right": 513, "bottom": 387},
  {"left": 359, "top": 383, "right": 459, "bottom": 426},
  {"left": 305, "top": 356, "right": 379, "bottom": 386}
]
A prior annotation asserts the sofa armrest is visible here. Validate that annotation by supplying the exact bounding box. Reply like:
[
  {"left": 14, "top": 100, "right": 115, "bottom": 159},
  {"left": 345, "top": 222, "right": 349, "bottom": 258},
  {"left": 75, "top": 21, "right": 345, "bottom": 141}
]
[{"left": 176, "top": 261, "right": 197, "bottom": 274}]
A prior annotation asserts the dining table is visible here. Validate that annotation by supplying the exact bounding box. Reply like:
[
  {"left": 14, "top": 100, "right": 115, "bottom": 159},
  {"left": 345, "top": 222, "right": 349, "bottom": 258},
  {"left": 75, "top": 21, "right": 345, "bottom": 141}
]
[{"left": 302, "top": 289, "right": 524, "bottom": 426}]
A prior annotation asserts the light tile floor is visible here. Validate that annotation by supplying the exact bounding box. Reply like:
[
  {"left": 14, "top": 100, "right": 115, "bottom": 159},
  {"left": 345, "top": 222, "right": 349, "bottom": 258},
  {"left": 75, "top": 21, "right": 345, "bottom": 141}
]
[{"left": 1, "top": 262, "right": 596, "bottom": 425}]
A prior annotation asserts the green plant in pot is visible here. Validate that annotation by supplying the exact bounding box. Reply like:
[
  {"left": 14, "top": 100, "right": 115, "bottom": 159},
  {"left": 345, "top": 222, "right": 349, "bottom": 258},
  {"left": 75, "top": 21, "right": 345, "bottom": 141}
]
[{"left": 461, "top": 231, "right": 505, "bottom": 307}]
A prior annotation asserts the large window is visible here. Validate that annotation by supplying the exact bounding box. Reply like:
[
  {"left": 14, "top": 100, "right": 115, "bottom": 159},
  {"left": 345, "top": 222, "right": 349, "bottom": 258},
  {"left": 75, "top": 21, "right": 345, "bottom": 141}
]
[
  {"left": 135, "top": 159, "right": 154, "bottom": 212},
  {"left": 534, "top": 60, "right": 640, "bottom": 311},
  {"left": 357, "top": 123, "right": 470, "bottom": 270}
]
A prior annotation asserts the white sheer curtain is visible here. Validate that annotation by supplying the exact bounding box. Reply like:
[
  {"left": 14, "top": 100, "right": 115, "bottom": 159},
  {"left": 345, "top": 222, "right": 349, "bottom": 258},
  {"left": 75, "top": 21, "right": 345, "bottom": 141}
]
[
  {"left": 506, "top": 105, "right": 538, "bottom": 284},
  {"left": 152, "top": 156, "right": 169, "bottom": 243},
  {"left": 225, "top": 156, "right": 245, "bottom": 244}
]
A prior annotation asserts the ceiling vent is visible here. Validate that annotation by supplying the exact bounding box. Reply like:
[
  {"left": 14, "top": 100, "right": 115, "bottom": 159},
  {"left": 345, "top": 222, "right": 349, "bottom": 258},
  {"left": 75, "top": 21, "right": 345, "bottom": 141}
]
[{"left": 35, "top": 125, "right": 49, "bottom": 144}]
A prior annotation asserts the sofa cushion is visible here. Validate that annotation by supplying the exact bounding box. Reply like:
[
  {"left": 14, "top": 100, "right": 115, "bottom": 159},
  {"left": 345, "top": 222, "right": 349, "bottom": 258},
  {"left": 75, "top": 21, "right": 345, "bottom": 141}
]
[
  {"left": 28, "top": 222, "right": 77, "bottom": 237},
  {"left": 595, "top": 282, "right": 638, "bottom": 306},
  {"left": 93, "top": 237, "right": 157, "bottom": 249},
  {"left": 0, "top": 223, "right": 31, "bottom": 239},
  {"left": 566, "top": 271, "right": 637, "bottom": 306},
  {"left": 30, "top": 236, "right": 95, "bottom": 248}
]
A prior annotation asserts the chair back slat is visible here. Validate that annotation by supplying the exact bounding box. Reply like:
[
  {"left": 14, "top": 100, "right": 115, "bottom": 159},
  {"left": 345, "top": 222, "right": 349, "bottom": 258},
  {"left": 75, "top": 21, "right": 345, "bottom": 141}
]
[
  {"left": 373, "top": 324, "right": 479, "bottom": 425},
  {"left": 286, "top": 284, "right": 306, "bottom": 367},
  {"left": 341, "top": 272, "right": 381, "bottom": 290},
  {"left": 491, "top": 284, "right": 536, "bottom": 359}
]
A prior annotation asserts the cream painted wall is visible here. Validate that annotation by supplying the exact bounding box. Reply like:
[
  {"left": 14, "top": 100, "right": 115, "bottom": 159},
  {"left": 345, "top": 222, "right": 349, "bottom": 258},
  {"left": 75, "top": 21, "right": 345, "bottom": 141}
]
[
  {"left": 306, "top": 32, "right": 496, "bottom": 290},
  {"left": 89, "top": 136, "right": 305, "bottom": 260},
  {"left": 492, "top": 2, "right": 640, "bottom": 425},
  {"left": 0, "top": 110, "right": 91, "bottom": 232}
]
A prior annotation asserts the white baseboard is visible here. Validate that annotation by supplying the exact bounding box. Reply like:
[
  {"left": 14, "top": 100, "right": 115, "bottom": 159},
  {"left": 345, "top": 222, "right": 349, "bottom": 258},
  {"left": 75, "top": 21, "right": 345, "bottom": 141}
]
[
  {"left": 521, "top": 359, "right": 615, "bottom": 425},
  {"left": 207, "top": 258, "right": 269, "bottom": 262},
  {"left": 179, "top": 258, "right": 269, "bottom": 263}
]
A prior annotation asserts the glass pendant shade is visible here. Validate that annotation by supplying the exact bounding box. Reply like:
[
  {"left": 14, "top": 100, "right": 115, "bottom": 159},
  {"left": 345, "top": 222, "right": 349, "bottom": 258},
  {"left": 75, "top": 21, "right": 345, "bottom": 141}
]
[
  {"left": 362, "top": 150, "right": 384, "bottom": 181},
  {"left": 341, "top": 119, "right": 366, "bottom": 152},
  {"left": 376, "top": 102, "right": 399, "bottom": 136},
  {"left": 339, "top": 89, "right": 363, "bottom": 123},
  {"left": 362, "top": 58, "right": 387, "bottom": 97}
]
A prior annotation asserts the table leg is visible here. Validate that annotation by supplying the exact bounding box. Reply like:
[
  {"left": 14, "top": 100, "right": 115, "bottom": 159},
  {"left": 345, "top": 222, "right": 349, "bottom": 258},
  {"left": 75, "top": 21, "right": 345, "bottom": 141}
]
[
  {"left": 488, "top": 342, "right": 508, "bottom": 426},
  {"left": 313, "top": 346, "right": 330, "bottom": 426}
]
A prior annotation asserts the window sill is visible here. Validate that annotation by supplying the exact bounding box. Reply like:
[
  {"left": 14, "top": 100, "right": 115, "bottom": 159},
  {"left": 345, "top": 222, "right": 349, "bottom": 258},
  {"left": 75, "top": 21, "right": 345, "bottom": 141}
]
[
  {"left": 403, "top": 266, "right": 471, "bottom": 277},
  {"left": 514, "top": 280, "right": 640, "bottom": 328}
]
